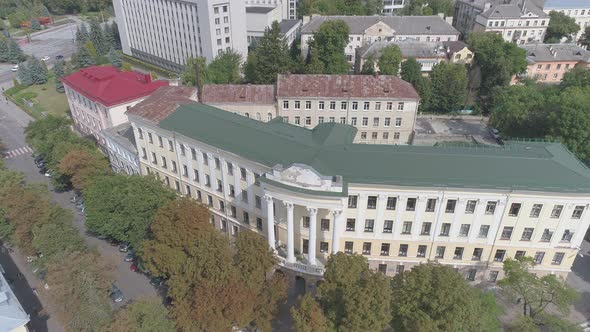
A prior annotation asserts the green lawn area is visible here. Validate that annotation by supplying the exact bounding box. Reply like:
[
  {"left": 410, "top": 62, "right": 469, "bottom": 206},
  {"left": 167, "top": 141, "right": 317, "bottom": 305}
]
[{"left": 6, "top": 74, "right": 69, "bottom": 119}]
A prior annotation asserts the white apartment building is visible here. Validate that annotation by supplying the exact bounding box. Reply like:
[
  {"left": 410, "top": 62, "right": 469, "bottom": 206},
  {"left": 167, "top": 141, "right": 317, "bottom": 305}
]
[
  {"left": 245, "top": 7, "right": 301, "bottom": 47},
  {"left": 113, "top": 0, "right": 248, "bottom": 72},
  {"left": 544, "top": 0, "right": 590, "bottom": 43},
  {"left": 127, "top": 94, "right": 590, "bottom": 287},
  {"left": 300, "top": 15, "right": 459, "bottom": 63},
  {"left": 382, "top": 0, "right": 406, "bottom": 15},
  {"left": 454, "top": 0, "right": 548, "bottom": 44},
  {"left": 245, "top": 0, "right": 297, "bottom": 20}
]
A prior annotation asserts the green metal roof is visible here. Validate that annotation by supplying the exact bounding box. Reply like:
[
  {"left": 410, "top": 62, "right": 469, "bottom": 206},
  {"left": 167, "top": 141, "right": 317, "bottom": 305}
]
[{"left": 158, "top": 103, "right": 590, "bottom": 194}]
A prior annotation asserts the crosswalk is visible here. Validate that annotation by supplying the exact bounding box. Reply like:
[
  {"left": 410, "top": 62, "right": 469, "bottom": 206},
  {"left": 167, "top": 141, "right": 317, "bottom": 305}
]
[{"left": 3, "top": 146, "right": 33, "bottom": 159}]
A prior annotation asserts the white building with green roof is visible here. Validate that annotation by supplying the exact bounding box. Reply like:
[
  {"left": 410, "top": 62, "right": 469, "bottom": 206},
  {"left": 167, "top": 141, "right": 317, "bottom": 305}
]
[{"left": 127, "top": 97, "right": 590, "bottom": 287}]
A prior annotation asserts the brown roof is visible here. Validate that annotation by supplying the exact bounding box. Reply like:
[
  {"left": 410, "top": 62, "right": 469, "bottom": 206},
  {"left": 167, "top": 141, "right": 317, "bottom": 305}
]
[
  {"left": 126, "top": 86, "right": 197, "bottom": 123},
  {"left": 276, "top": 74, "right": 419, "bottom": 100},
  {"left": 443, "top": 41, "right": 471, "bottom": 54},
  {"left": 201, "top": 84, "right": 276, "bottom": 104}
]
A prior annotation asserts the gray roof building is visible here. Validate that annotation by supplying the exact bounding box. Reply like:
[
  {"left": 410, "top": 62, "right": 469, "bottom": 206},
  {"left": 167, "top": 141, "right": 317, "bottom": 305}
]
[
  {"left": 0, "top": 265, "right": 29, "bottom": 332},
  {"left": 521, "top": 43, "right": 590, "bottom": 63}
]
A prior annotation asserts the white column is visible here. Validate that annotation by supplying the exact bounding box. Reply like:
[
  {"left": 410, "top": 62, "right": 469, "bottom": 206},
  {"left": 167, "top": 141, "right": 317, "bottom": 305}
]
[
  {"left": 450, "top": 199, "right": 467, "bottom": 238},
  {"left": 572, "top": 204, "right": 590, "bottom": 247},
  {"left": 207, "top": 153, "right": 216, "bottom": 189},
  {"left": 284, "top": 202, "right": 295, "bottom": 263},
  {"left": 332, "top": 210, "right": 344, "bottom": 254},
  {"left": 551, "top": 204, "right": 572, "bottom": 247},
  {"left": 308, "top": 207, "right": 318, "bottom": 265},
  {"left": 468, "top": 200, "right": 487, "bottom": 242},
  {"left": 411, "top": 197, "right": 428, "bottom": 241},
  {"left": 393, "top": 196, "right": 406, "bottom": 240},
  {"left": 355, "top": 194, "right": 367, "bottom": 238},
  {"left": 375, "top": 194, "right": 387, "bottom": 234},
  {"left": 487, "top": 199, "right": 508, "bottom": 245},
  {"left": 264, "top": 195, "right": 276, "bottom": 250}
]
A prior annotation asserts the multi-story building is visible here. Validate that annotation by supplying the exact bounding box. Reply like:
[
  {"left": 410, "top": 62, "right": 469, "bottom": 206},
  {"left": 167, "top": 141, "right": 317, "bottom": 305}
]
[
  {"left": 100, "top": 123, "right": 141, "bottom": 175},
  {"left": 0, "top": 263, "right": 29, "bottom": 332},
  {"left": 444, "top": 40, "right": 475, "bottom": 65},
  {"left": 245, "top": 6, "right": 301, "bottom": 47},
  {"left": 62, "top": 66, "right": 167, "bottom": 144},
  {"left": 513, "top": 43, "right": 590, "bottom": 83},
  {"left": 275, "top": 74, "right": 419, "bottom": 145},
  {"left": 454, "top": 0, "right": 548, "bottom": 44},
  {"left": 300, "top": 15, "right": 459, "bottom": 64},
  {"left": 382, "top": 0, "right": 406, "bottom": 15},
  {"left": 127, "top": 95, "right": 590, "bottom": 286},
  {"left": 201, "top": 84, "right": 277, "bottom": 122},
  {"left": 244, "top": 0, "right": 296, "bottom": 20},
  {"left": 355, "top": 41, "right": 448, "bottom": 74},
  {"left": 113, "top": 0, "right": 248, "bottom": 72},
  {"left": 544, "top": 0, "right": 590, "bottom": 43}
]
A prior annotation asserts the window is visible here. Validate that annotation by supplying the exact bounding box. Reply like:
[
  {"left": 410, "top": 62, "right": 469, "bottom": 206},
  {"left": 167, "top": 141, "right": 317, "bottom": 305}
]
[
  {"left": 398, "top": 102, "right": 404, "bottom": 111},
  {"left": 386, "top": 197, "right": 396, "bottom": 210},
  {"left": 373, "top": 117, "right": 379, "bottom": 127},
  {"left": 302, "top": 216, "right": 310, "bottom": 228},
  {"left": 340, "top": 117, "right": 346, "bottom": 124},
  {"left": 207, "top": 195, "right": 213, "bottom": 207},
  {"left": 348, "top": 195, "right": 358, "bottom": 208},
  {"left": 425, "top": 198, "right": 436, "bottom": 212},
  {"left": 302, "top": 239, "right": 308, "bottom": 254},
  {"left": 191, "top": 148, "right": 197, "bottom": 160},
  {"left": 193, "top": 169, "right": 200, "bottom": 183},
  {"left": 282, "top": 101, "right": 289, "bottom": 109},
  {"left": 383, "top": 220, "right": 393, "bottom": 233},
  {"left": 552, "top": 252, "right": 565, "bottom": 265},
  {"left": 394, "top": 132, "right": 400, "bottom": 140},
  {"left": 364, "top": 102, "right": 370, "bottom": 110},
  {"left": 351, "top": 117, "right": 357, "bottom": 125},
  {"left": 501, "top": 227, "right": 513, "bottom": 240},
  {"left": 435, "top": 246, "right": 445, "bottom": 259},
  {"left": 386, "top": 102, "right": 393, "bottom": 110},
  {"left": 421, "top": 222, "right": 432, "bottom": 235},
  {"left": 362, "top": 242, "right": 371, "bottom": 255},
  {"left": 320, "top": 242, "right": 329, "bottom": 253},
  {"left": 346, "top": 219, "right": 356, "bottom": 231},
  {"left": 362, "top": 117, "right": 368, "bottom": 126},
  {"left": 398, "top": 244, "right": 408, "bottom": 256},
  {"left": 440, "top": 223, "right": 451, "bottom": 236},
  {"left": 361, "top": 132, "right": 367, "bottom": 139},
  {"left": 161, "top": 156, "right": 167, "bottom": 168},
  {"left": 367, "top": 196, "right": 377, "bottom": 209},
  {"left": 478, "top": 225, "right": 490, "bottom": 238},
  {"left": 384, "top": 118, "right": 391, "bottom": 127},
  {"left": 321, "top": 219, "right": 330, "bottom": 231},
  {"left": 509, "top": 203, "right": 521, "bottom": 216},
  {"left": 148, "top": 133, "right": 153, "bottom": 144},
  {"left": 305, "top": 117, "right": 311, "bottom": 126},
  {"left": 137, "top": 128, "right": 144, "bottom": 140},
  {"left": 318, "top": 101, "right": 324, "bottom": 110},
  {"left": 572, "top": 205, "right": 585, "bottom": 219},
  {"left": 402, "top": 221, "right": 412, "bottom": 234},
  {"left": 141, "top": 148, "right": 147, "bottom": 159},
  {"left": 217, "top": 179, "right": 223, "bottom": 192},
  {"left": 202, "top": 152, "right": 209, "bottom": 165},
  {"left": 340, "top": 102, "right": 347, "bottom": 110},
  {"left": 540, "top": 229, "right": 553, "bottom": 242},
  {"left": 375, "top": 102, "right": 381, "bottom": 110},
  {"left": 330, "top": 101, "right": 336, "bottom": 110},
  {"left": 406, "top": 198, "right": 416, "bottom": 211},
  {"left": 352, "top": 102, "right": 358, "bottom": 110},
  {"left": 240, "top": 167, "right": 247, "bottom": 180},
  {"left": 453, "top": 247, "right": 464, "bottom": 260},
  {"left": 219, "top": 201, "right": 225, "bottom": 212},
  {"left": 205, "top": 175, "right": 211, "bottom": 187},
  {"left": 521, "top": 227, "right": 534, "bottom": 241},
  {"left": 494, "top": 250, "right": 506, "bottom": 262},
  {"left": 465, "top": 200, "right": 477, "bottom": 214},
  {"left": 550, "top": 205, "right": 563, "bottom": 218},
  {"left": 364, "top": 219, "right": 375, "bottom": 232},
  {"left": 459, "top": 224, "right": 471, "bottom": 237},
  {"left": 395, "top": 118, "right": 402, "bottom": 127},
  {"left": 182, "top": 164, "right": 188, "bottom": 177},
  {"left": 530, "top": 204, "right": 543, "bottom": 218},
  {"left": 381, "top": 243, "right": 390, "bottom": 256},
  {"left": 378, "top": 264, "right": 387, "bottom": 274},
  {"left": 396, "top": 265, "right": 405, "bottom": 275},
  {"left": 241, "top": 190, "right": 248, "bottom": 203},
  {"left": 158, "top": 136, "right": 163, "bottom": 147},
  {"left": 414, "top": 245, "right": 426, "bottom": 258},
  {"left": 294, "top": 117, "right": 300, "bottom": 125},
  {"left": 294, "top": 101, "right": 300, "bottom": 109},
  {"left": 344, "top": 241, "right": 353, "bottom": 254},
  {"left": 255, "top": 196, "right": 262, "bottom": 209},
  {"left": 445, "top": 199, "right": 457, "bottom": 213},
  {"left": 533, "top": 251, "right": 545, "bottom": 264},
  {"left": 488, "top": 271, "right": 499, "bottom": 282},
  {"left": 561, "top": 230, "right": 574, "bottom": 242},
  {"left": 171, "top": 161, "right": 177, "bottom": 173},
  {"left": 472, "top": 248, "right": 483, "bottom": 261},
  {"left": 305, "top": 101, "right": 311, "bottom": 110},
  {"left": 318, "top": 117, "right": 324, "bottom": 124},
  {"left": 168, "top": 140, "right": 174, "bottom": 152}
]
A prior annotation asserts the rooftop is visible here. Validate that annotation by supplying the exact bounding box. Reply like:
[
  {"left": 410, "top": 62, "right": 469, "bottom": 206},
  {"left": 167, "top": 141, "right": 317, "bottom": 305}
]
[
  {"left": 276, "top": 74, "right": 419, "bottom": 100},
  {"left": 201, "top": 84, "right": 276, "bottom": 104},
  {"left": 151, "top": 103, "right": 590, "bottom": 194},
  {"left": 443, "top": 40, "right": 471, "bottom": 53},
  {"left": 102, "top": 122, "right": 137, "bottom": 153},
  {"left": 0, "top": 264, "right": 29, "bottom": 332},
  {"left": 544, "top": 0, "right": 590, "bottom": 9},
  {"left": 478, "top": 0, "right": 547, "bottom": 18},
  {"left": 301, "top": 15, "right": 459, "bottom": 36},
  {"left": 126, "top": 86, "right": 197, "bottom": 123},
  {"left": 62, "top": 66, "right": 168, "bottom": 107},
  {"left": 521, "top": 43, "right": 590, "bottom": 63},
  {"left": 245, "top": 6, "right": 276, "bottom": 14},
  {"left": 358, "top": 41, "right": 446, "bottom": 60},
  {"left": 279, "top": 19, "right": 301, "bottom": 34}
]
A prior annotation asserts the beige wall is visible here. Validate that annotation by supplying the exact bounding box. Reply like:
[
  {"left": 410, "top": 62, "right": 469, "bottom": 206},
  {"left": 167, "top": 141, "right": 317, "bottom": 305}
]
[
  {"left": 449, "top": 47, "right": 474, "bottom": 65},
  {"left": 515, "top": 61, "right": 590, "bottom": 84},
  {"left": 207, "top": 103, "right": 278, "bottom": 122}
]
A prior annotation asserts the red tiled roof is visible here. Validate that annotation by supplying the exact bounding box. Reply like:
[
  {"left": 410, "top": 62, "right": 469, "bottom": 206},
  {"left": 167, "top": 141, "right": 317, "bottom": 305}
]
[
  {"left": 276, "top": 74, "right": 419, "bottom": 100},
  {"left": 62, "top": 66, "right": 168, "bottom": 107},
  {"left": 201, "top": 84, "right": 276, "bottom": 104},
  {"left": 126, "top": 86, "right": 197, "bottom": 123}
]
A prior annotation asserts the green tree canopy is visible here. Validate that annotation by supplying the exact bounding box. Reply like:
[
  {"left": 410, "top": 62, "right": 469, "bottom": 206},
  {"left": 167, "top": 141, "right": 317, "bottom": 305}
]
[
  {"left": 28, "top": 56, "right": 49, "bottom": 85},
  {"left": 244, "top": 21, "right": 293, "bottom": 84},
  {"left": 207, "top": 50, "right": 242, "bottom": 84},
  {"left": 53, "top": 59, "right": 66, "bottom": 92},
  {"left": 298, "top": 0, "right": 383, "bottom": 16},
  {"left": 181, "top": 56, "right": 207, "bottom": 86},
  {"left": 76, "top": 24, "right": 90, "bottom": 46},
  {"left": 391, "top": 263, "right": 501, "bottom": 331},
  {"left": 107, "top": 47, "right": 122, "bottom": 68},
  {"left": 561, "top": 66, "right": 590, "bottom": 89},
  {"left": 291, "top": 293, "right": 331, "bottom": 332},
  {"left": 308, "top": 20, "right": 350, "bottom": 74},
  {"left": 429, "top": 62, "right": 467, "bottom": 113},
  {"left": 32, "top": 206, "right": 85, "bottom": 266},
  {"left": 377, "top": 44, "right": 402, "bottom": 75},
  {"left": 580, "top": 26, "right": 590, "bottom": 48},
  {"left": 545, "top": 11, "right": 580, "bottom": 43},
  {"left": 6, "top": 38, "right": 25, "bottom": 64},
  {"left": 103, "top": 297, "right": 176, "bottom": 332},
  {"left": 402, "top": 0, "right": 454, "bottom": 16},
  {"left": 400, "top": 58, "right": 423, "bottom": 84},
  {"left": 76, "top": 43, "right": 95, "bottom": 68},
  {"left": 31, "top": 18, "right": 41, "bottom": 30},
  {"left": 89, "top": 19, "right": 108, "bottom": 55},
  {"left": 360, "top": 55, "right": 375, "bottom": 74}
]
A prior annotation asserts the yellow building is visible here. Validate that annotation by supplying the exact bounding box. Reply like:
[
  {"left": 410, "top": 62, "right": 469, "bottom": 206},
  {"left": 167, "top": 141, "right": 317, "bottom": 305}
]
[{"left": 127, "top": 92, "right": 590, "bottom": 287}]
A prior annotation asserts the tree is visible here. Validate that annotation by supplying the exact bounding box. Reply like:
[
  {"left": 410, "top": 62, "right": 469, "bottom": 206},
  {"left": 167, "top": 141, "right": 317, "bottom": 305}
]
[
  {"left": 31, "top": 19, "right": 41, "bottom": 31},
  {"left": 0, "top": 37, "right": 8, "bottom": 63},
  {"left": 244, "top": 21, "right": 293, "bottom": 84},
  {"left": 561, "top": 67, "right": 590, "bottom": 89},
  {"left": 304, "top": 49, "right": 325, "bottom": 74},
  {"left": 468, "top": 32, "right": 527, "bottom": 103},
  {"left": 46, "top": 250, "right": 113, "bottom": 331},
  {"left": 430, "top": 62, "right": 467, "bottom": 113},
  {"left": 499, "top": 257, "right": 579, "bottom": 327},
  {"left": 545, "top": 11, "right": 580, "bottom": 43},
  {"left": 89, "top": 19, "right": 108, "bottom": 55},
  {"left": 84, "top": 175, "right": 175, "bottom": 249},
  {"left": 402, "top": 0, "right": 453, "bottom": 16},
  {"left": 107, "top": 47, "right": 122, "bottom": 68},
  {"left": 58, "top": 149, "right": 111, "bottom": 191},
  {"left": 291, "top": 293, "right": 330, "bottom": 332},
  {"left": 580, "top": 26, "right": 590, "bottom": 49},
  {"left": 32, "top": 207, "right": 85, "bottom": 265},
  {"left": 360, "top": 55, "right": 375, "bottom": 74},
  {"left": 400, "top": 58, "right": 423, "bottom": 84},
  {"left": 318, "top": 253, "right": 391, "bottom": 331},
  {"left": 53, "top": 59, "right": 66, "bottom": 92},
  {"left": 377, "top": 45, "right": 402, "bottom": 75},
  {"left": 17, "top": 61, "right": 32, "bottom": 86},
  {"left": 76, "top": 23, "right": 90, "bottom": 46},
  {"left": 6, "top": 38, "right": 25, "bottom": 64},
  {"left": 103, "top": 297, "right": 176, "bottom": 332},
  {"left": 110, "top": 22, "right": 121, "bottom": 49},
  {"left": 308, "top": 20, "right": 350, "bottom": 74},
  {"left": 207, "top": 50, "right": 242, "bottom": 84},
  {"left": 181, "top": 57, "right": 208, "bottom": 86},
  {"left": 28, "top": 57, "right": 49, "bottom": 85},
  {"left": 76, "top": 43, "right": 95, "bottom": 68},
  {"left": 392, "top": 263, "right": 501, "bottom": 331}
]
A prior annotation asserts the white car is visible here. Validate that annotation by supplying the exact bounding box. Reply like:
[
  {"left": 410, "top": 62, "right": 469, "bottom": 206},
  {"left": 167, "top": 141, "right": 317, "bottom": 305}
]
[
  {"left": 11, "top": 65, "right": 18, "bottom": 72},
  {"left": 41, "top": 56, "right": 50, "bottom": 62}
]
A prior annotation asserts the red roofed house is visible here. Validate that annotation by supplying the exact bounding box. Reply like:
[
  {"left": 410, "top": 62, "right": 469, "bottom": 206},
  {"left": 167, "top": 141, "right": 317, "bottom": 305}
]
[{"left": 62, "top": 66, "right": 168, "bottom": 143}]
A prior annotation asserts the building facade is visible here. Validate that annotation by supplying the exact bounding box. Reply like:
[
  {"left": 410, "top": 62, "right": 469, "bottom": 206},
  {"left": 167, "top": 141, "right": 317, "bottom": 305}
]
[
  {"left": 62, "top": 66, "right": 167, "bottom": 144},
  {"left": 201, "top": 84, "right": 277, "bottom": 122},
  {"left": 127, "top": 99, "right": 590, "bottom": 284},
  {"left": 0, "top": 264, "right": 29, "bottom": 332},
  {"left": 514, "top": 43, "right": 590, "bottom": 83},
  {"left": 100, "top": 123, "right": 141, "bottom": 175},
  {"left": 355, "top": 41, "right": 448, "bottom": 74},
  {"left": 301, "top": 15, "right": 459, "bottom": 64},
  {"left": 113, "top": 0, "right": 248, "bottom": 72},
  {"left": 454, "top": 0, "right": 548, "bottom": 44},
  {"left": 244, "top": 0, "right": 296, "bottom": 20},
  {"left": 382, "top": 0, "right": 406, "bottom": 15},
  {"left": 544, "top": 0, "right": 590, "bottom": 43}
]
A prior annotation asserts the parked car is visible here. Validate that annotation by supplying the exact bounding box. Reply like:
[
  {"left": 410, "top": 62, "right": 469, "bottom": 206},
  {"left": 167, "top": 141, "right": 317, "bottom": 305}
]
[
  {"left": 109, "top": 239, "right": 119, "bottom": 246},
  {"left": 40, "top": 56, "right": 50, "bottom": 62},
  {"left": 11, "top": 65, "right": 18, "bottom": 72},
  {"left": 56, "top": 55, "right": 64, "bottom": 60},
  {"left": 489, "top": 128, "right": 501, "bottom": 140},
  {"left": 119, "top": 242, "right": 129, "bottom": 252},
  {"left": 124, "top": 251, "right": 135, "bottom": 262},
  {"left": 130, "top": 263, "right": 138, "bottom": 272},
  {"left": 150, "top": 277, "right": 163, "bottom": 287},
  {"left": 111, "top": 285, "right": 124, "bottom": 303}
]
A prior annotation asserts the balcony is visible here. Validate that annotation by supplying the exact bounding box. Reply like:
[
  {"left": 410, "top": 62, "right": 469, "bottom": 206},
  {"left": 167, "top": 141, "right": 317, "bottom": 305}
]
[{"left": 276, "top": 245, "right": 325, "bottom": 276}]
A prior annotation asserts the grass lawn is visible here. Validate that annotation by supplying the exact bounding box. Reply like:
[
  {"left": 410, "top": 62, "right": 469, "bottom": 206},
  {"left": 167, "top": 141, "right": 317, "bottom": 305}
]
[{"left": 6, "top": 74, "right": 69, "bottom": 119}]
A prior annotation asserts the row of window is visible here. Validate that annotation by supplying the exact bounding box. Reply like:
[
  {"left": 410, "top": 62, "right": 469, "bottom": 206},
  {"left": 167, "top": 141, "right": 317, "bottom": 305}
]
[
  {"left": 487, "top": 19, "right": 546, "bottom": 28},
  {"left": 536, "top": 63, "right": 572, "bottom": 71},
  {"left": 285, "top": 116, "right": 404, "bottom": 128},
  {"left": 282, "top": 100, "right": 405, "bottom": 111}
]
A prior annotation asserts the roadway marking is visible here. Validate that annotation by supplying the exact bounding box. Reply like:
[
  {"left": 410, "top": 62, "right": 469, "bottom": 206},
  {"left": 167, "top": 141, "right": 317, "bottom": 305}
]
[{"left": 3, "top": 146, "right": 32, "bottom": 159}]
